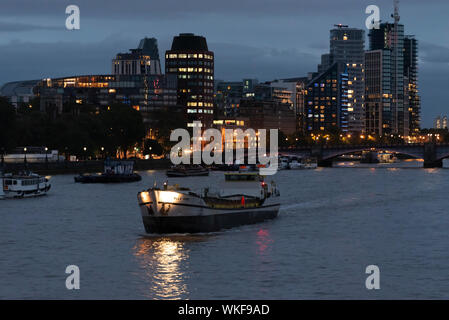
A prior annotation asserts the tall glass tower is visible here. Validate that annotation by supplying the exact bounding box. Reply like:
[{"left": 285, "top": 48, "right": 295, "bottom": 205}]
[{"left": 328, "top": 26, "right": 365, "bottom": 134}]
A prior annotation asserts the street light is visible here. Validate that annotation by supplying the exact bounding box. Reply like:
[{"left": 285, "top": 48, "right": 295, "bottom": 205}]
[
  {"left": 83, "top": 147, "right": 87, "bottom": 161},
  {"left": 44, "top": 147, "right": 48, "bottom": 168},
  {"left": 23, "top": 147, "right": 27, "bottom": 164}
]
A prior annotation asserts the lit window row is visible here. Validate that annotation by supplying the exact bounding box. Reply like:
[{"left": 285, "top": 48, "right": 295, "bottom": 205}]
[
  {"left": 187, "top": 102, "right": 214, "bottom": 107},
  {"left": 166, "top": 53, "right": 213, "bottom": 60},
  {"left": 187, "top": 109, "right": 214, "bottom": 114},
  {"left": 175, "top": 67, "right": 213, "bottom": 73}
]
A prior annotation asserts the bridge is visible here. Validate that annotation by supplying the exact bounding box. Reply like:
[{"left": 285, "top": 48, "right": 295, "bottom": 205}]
[{"left": 280, "top": 143, "right": 449, "bottom": 168}]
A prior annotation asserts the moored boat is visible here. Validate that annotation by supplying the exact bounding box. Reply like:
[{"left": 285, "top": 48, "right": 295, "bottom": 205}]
[
  {"left": 0, "top": 171, "right": 51, "bottom": 199},
  {"left": 288, "top": 157, "right": 303, "bottom": 170},
  {"left": 137, "top": 171, "right": 280, "bottom": 233},
  {"left": 278, "top": 157, "right": 290, "bottom": 170},
  {"left": 166, "top": 165, "right": 209, "bottom": 177},
  {"left": 377, "top": 151, "right": 398, "bottom": 163},
  {"left": 74, "top": 159, "right": 141, "bottom": 183}
]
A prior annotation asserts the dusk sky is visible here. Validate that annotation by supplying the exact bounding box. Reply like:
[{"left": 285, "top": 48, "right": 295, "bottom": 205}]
[{"left": 1, "top": 0, "right": 448, "bottom": 127}]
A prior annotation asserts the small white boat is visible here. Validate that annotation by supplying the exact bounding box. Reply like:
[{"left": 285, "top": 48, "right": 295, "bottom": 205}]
[
  {"left": 278, "top": 157, "right": 289, "bottom": 170},
  {"left": 0, "top": 171, "right": 51, "bottom": 199},
  {"left": 288, "top": 157, "right": 303, "bottom": 170}
]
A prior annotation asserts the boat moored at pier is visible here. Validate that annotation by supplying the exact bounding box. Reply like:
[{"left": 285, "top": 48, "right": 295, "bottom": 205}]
[
  {"left": 74, "top": 159, "right": 141, "bottom": 183},
  {"left": 137, "top": 172, "right": 280, "bottom": 233}
]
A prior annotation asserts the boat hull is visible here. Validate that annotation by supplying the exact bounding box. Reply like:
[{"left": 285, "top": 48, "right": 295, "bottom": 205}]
[
  {"left": 1, "top": 185, "right": 51, "bottom": 199},
  {"left": 138, "top": 189, "right": 280, "bottom": 233},
  {"left": 141, "top": 207, "right": 279, "bottom": 233},
  {"left": 166, "top": 171, "right": 209, "bottom": 177}
]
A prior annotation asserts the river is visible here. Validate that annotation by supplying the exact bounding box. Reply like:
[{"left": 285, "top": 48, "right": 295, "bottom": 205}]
[{"left": 1, "top": 162, "right": 449, "bottom": 299}]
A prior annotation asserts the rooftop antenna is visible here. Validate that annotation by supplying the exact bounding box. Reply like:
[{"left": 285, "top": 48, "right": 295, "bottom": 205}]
[{"left": 393, "top": 0, "right": 400, "bottom": 23}]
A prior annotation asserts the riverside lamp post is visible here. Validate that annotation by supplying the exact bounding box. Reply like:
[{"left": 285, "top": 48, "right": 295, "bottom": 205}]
[{"left": 45, "top": 147, "right": 49, "bottom": 168}]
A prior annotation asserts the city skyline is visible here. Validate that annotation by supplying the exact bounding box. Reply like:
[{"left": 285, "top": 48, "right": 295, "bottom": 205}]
[{"left": 0, "top": 0, "right": 448, "bottom": 127}]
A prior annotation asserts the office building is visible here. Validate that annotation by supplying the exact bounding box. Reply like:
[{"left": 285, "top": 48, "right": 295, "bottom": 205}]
[
  {"left": 305, "top": 62, "right": 349, "bottom": 132},
  {"left": 112, "top": 37, "right": 162, "bottom": 76},
  {"left": 404, "top": 36, "right": 421, "bottom": 135},
  {"left": 165, "top": 33, "right": 215, "bottom": 128}
]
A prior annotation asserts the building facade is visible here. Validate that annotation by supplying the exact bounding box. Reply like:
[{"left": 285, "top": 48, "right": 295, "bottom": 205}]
[
  {"left": 404, "top": 36, "right": 421, "bottom": 135},
  {"left": 367, "top": 22, "right": 409, "bottom": 137},
  {"left": 38, "top": 74, "right": 178, "bottom": 124},
  {"left": 165, "top": 33, "right": 215, "bottom": 129},
  {"left": 328, "top": 26, "right": 365, "bottom": 133},
  {"left": 112, "top": 38, "right": 162, "bottom": 76},
  {"left": 305, "top": 62, "right": 349, "bottom": 132}
]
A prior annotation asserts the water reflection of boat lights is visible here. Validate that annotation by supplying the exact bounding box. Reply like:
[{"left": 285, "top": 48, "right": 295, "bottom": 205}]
[
  {"left": 256, "top": 229, "right": 273, "bottom": 253},
  {"left": 133, "top": 238, "right": 189, "bottom": 299}
]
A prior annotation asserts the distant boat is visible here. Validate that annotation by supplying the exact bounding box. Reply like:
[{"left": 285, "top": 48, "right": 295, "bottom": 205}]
[
  {"left": 74, "top": 159, "right": 141, "bottom": 183},
  {"left": 377, "top": 151, "right": 398, "bottom": 163},
  {"left": 278, "top": 157, "right": 289, "bottom": 170},
  {"left": 288, "top": 157, "right": 303, "bottom": 170},
  {"left": 0, "top": 170, "right": 51, "bottom": 199},
  {"left": 301, "top": 158, "right": 318, "bottom": 169},
  {"left": 137, "top": 171, "right": 280, "bottom": 233},
  {"left": 166, "top": 165, "right": 209, "bottom": 177}
]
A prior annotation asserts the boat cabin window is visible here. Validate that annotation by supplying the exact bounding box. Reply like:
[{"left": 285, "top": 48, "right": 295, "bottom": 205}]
[
  {"left": 22, "top": 179, "right": 40, "bottom": 186},
  {"left": 225, "top": 174, "right": 258, "bottom": 181},
  {"left": 3, "top": 180, "right": 18, "bottom": 185}
]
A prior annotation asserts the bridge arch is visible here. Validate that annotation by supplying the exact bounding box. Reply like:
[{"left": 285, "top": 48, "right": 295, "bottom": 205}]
[{"left": 321, "top": 147, "right": 423, "bottom": 161}]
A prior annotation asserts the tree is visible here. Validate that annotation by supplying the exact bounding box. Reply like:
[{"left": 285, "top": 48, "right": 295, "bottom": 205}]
[
  {"left": 0, "top": 97, "right": 17, "bottom": 154},
  {"left": 143, "top": 139, "right": 163, "bottom": 157},
  {"left": 150, "top": 108, "right": 186, "bottom": 153},
  {"left": 99, "top": 103, "right": 145, "bottom": 158}
]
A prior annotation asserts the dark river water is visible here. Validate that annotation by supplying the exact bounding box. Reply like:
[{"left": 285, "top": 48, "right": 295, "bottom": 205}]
[{"left": 2, "top": 162, "right": 449, "bottom": 299}]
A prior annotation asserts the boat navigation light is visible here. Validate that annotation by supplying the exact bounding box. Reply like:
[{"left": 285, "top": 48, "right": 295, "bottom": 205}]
[{"left": 141, "top": 192, "right": 150, "bottom": 203}]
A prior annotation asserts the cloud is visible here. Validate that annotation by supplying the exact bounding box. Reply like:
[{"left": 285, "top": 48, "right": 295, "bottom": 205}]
[
  {"left": 0, "top": 0, "right": 418, "bottom": 20},
  {"left": 0, "top": 36, "right": 319, "bottom": 85},
  {"left": 420, "top": 42, "right": 449, "bottom": 64},
  {"left": 0, "top": 20, "right": 60, "bottom": 32}
]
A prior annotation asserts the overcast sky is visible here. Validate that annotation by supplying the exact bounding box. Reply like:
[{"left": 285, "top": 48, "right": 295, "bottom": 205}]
[{"left": 1, "top": 0, "right": 448, "bottom": 127}]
